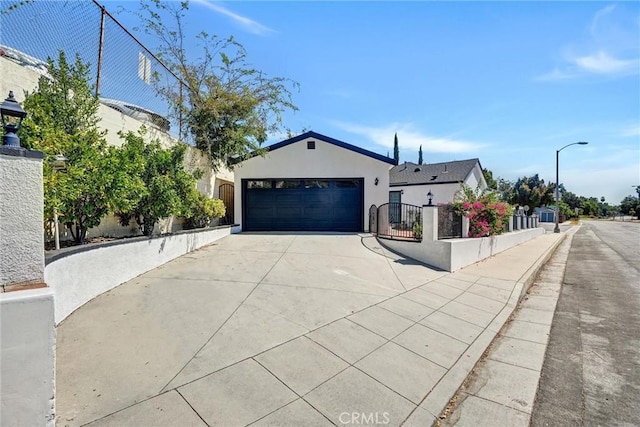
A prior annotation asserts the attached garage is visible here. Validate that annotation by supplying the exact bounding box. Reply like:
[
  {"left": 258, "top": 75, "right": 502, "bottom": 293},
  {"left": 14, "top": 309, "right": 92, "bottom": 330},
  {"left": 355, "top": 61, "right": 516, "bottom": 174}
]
[
  {"left": 243, "top": 178, "right": 364, "bottom": 231},
  {"left": 234, "top": 131, "right": 394, "bottom": 232}
]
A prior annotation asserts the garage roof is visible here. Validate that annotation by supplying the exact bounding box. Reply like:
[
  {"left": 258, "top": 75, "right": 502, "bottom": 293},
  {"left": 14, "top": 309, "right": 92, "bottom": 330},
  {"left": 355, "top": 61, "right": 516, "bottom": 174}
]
[
  {"left": 268, "top": 131, "right": 396, "bottom": 165},
  {"left": 390, "top": 159, "right": 482, "bottom": 186}
]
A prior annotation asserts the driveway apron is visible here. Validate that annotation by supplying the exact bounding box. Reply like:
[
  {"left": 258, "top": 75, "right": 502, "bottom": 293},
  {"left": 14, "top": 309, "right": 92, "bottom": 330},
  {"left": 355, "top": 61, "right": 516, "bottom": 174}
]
[{"left": 56, "top": 232, "right": 539, "bottom": 426}]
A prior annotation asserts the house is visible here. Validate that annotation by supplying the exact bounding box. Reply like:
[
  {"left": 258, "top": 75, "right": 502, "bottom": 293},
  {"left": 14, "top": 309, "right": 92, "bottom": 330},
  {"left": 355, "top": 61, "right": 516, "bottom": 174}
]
[
  {"left": 233, "top": 131, "right": 395, "bottom": 232},
  {"left": 389, "top": 159, "right": 487, "bottom": 207},
  {"left": 534, "top": 206, "right": 556, "bottom": 222}
]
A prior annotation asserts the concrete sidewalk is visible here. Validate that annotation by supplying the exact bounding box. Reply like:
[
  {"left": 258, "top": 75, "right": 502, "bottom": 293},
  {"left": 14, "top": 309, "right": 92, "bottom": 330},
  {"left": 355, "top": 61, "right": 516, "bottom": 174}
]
[
  {"left": 439, "top": 227, "right": 577, "bottom": 426},
  {"left": 56, "top": 231, "right": 565, "bottom": 427}
]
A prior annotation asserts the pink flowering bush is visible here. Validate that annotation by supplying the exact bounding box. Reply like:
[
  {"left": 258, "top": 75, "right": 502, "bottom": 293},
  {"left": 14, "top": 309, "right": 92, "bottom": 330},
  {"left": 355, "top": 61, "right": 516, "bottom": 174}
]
[{"left": 453, "top": 184, "right": 514, "bottom": 238}]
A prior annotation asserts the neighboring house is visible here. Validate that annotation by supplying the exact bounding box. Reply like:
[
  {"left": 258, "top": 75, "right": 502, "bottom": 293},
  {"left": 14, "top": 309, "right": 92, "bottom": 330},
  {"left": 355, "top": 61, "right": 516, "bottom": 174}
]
[
  {"left": 534, "top": 206, "right": 556, "bottom": 222},
  {"left": 389, "top": 159, "right": 487, "bottom": 207},
  {"left": 233, "top": 131, "right": 395, "bottom": 232},
  {"left": 1, "top": 50, "right": 233, "bottom": 237}
]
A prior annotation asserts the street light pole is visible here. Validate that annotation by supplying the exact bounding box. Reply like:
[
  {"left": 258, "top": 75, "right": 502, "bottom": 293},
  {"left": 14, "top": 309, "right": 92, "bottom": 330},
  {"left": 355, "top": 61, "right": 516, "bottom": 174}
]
[{"left": 555, "top": 141, "right": 588, "bottom": 233}]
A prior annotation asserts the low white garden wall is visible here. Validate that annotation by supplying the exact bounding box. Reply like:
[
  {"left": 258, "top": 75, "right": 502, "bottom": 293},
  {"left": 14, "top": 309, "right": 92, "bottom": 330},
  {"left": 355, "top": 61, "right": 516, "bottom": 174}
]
[
  {"left": 46, "top": 225, "right": 240, "bottom": 324},
  {"left": 379, "top": 228, "right": 544, "bottom": 272}
]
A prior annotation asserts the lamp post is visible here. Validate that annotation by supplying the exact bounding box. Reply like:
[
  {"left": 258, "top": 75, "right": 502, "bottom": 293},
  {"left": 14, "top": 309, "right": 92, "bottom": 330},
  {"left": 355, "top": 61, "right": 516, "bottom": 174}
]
[
  {"left": 427, "top": 190, "right": 433, "bottom": 206},
  {"left": 1, "top": 91, "right": 27, "bottom": 148},
  {"left": 555, "top": 141, "right": 588, "bottom": 233}
]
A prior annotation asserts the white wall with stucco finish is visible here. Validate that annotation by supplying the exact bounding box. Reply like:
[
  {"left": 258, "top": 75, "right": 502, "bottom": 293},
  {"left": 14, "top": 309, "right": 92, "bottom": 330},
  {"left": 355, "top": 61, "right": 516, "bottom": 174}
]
[
  {"left": 46, "top": 225, "right": 240, "bottom": 324},
  {"left": 0, "top": 152, "right": 44, "bottom": 287},
  {"left": 233, "top": 135, "right": 392, "bottom": 231},
  {"left": 379, "top": 208, "right": 544, "bottom": 272},
  {"left": 0, "top": 287, "right": 56, "bottom": 427}
]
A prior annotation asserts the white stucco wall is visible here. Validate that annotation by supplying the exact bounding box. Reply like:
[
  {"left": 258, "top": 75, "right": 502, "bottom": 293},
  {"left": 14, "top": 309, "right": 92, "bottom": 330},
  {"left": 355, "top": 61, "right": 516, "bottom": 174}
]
[
  {"left": 0, "top": 152, "right": 45, "bottom": 287},
  {"left": 0, "top": 287, "right": 56, "bottom": 427},
  {"left": 391, "top": 182, "right": 463, "bottom": 207},
  {"left": 233, "top": 136, "right": 392, "bottom": 231},
  {"left": 379, "top": 222, "right": 544, "bottom": 272},
  {"left": 46, "top": 225, "right": 240, "bottom": 324}
]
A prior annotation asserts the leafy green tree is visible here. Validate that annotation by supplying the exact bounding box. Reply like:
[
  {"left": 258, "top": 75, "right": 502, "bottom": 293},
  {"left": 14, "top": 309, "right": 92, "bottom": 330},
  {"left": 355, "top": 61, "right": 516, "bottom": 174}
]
[
  {"left": 495, "top": 178, "right": 513, "bottom": 201},
  {"left": 115, "top": 130, "right": 201, "bottom": 236},
  {"left": 581, "top": 197, "right": 601, "bottom": 217},
  {"left": 561, "top": 190, "right": 581, "bottom": 211},
  {"left": 135, "top": 0, "right": 298, "bottom": 171},
  {"left": 619, "top": 195, "right": 639, "bottom": 216},
  {"left": 21, "top": 51, "right": 140, "bottom": 244},
  {"left": 393, "top": 133, "right": 399, "bottom": 165},
  {"left": 418, "top": 145, "right": 423, "bottom": 165},
  {"left": 508, "top": 174, "right": 554, "bottom": 209},
  {"left": 482, "top": 168, "right": 497, "bottom": 190}
]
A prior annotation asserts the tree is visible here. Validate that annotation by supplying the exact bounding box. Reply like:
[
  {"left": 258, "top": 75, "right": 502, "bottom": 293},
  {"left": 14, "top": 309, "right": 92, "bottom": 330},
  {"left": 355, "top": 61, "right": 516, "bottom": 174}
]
[
  {"left": 418, "top": 145, "right": 423, "bottom": 165},
  {"left": 619, "top": 195, "right": 639, "bottom": 216},
  {"left": 508, "top": 174, "right": 554, "bottom": 209},
  {"left": 393, "top": 133, "right": 399, "bottom": 165},
  {"left": 21, "top": 51, "right": 140, "bottom": 244},
  {"left": 135, "top": 0, "right": 298, "bottom": 171},
  {"left": 482, "top": 168, "right": 497, "bottom": 190},
  {"left": 115, "top": 130, "right": 201, "bottom": 236},
  {"left": 561, "top": 191, "right": 581, "bottom": 211}
]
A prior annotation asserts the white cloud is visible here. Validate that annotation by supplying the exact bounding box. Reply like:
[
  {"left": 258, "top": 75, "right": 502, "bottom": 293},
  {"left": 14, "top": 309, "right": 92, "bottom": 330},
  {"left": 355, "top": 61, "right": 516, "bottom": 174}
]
[
  {"left": 191, "top": 0, "right": 275, "bottom": 36},
  {"left": 620, "top": 124, "right": 640, "bottom": 138},
  {"left": 331, "top": 121, "right": 485, "bottom": 154},
  {"left": 590, "top": 4, "right": 616, "bottom": 36},
  {"left": 572, "top": 50, "right": 639, "bottom": 75},
  {"left": 538, "top": 5, "right": 640, "bottom": 81}
]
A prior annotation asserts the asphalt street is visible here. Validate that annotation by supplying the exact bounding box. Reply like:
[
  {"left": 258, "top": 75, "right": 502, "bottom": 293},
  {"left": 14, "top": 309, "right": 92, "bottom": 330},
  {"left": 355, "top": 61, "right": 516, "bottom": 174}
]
[{"left": 531, "top": 220, "right": 640, "bottom": 426}]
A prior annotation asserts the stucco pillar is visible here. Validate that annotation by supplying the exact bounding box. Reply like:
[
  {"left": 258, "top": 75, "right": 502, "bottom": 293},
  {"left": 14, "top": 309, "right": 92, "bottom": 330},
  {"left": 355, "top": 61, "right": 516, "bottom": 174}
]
[
  {"left": 0, "top": 147, "right": 45, "bottom": 287},
  {"left": 422, "top": 205, "right": 438, "bottom": 241},
  {"left": 462, "top": 216, "right": 470, "bottom": 238},
  {"left": 508, "top": 216, "right": 514, "bottom": 232},
  {"left": 0, "top": 147, "right": 56, "bottom": 427}
]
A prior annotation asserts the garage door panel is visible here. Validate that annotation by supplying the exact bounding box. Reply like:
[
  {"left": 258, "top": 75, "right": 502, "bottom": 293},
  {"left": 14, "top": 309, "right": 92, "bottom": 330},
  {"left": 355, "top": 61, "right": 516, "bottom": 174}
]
[
  {"left": 276, "top": 206, "right": 304, "bottom": 218},
  {"left": 275, "top": 192, "right": 304, "bottom": 204},
  {"left": 244, "top": 178, "right": 363, "bottom": 231}
]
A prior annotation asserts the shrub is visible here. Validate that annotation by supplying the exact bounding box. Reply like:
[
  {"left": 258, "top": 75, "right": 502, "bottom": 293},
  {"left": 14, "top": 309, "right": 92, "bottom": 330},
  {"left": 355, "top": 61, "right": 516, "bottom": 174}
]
[
  {"left": 453, "top": 184, "right": 514, "bottom": 238},
  {"left": 184, "top": 194, "right": 226, "bottom": 229}
]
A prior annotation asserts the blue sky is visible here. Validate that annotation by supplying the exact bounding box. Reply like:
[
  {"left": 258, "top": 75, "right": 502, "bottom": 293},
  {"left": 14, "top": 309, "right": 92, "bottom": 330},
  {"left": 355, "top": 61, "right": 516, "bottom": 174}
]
[{"left": 94, "top": 1, "right": 640, "bottom": 203}]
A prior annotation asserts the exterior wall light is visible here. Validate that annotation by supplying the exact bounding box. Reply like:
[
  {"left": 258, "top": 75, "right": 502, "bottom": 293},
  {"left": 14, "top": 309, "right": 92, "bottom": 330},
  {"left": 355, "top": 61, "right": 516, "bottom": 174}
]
[
  {"left": 1, "top": 91, "right": 27, "bottom": 148},
  {"left": 374, "top": 177, "right": 379, "bottom": 186},
  {"left": 427, "top": 190, "right": 433, "bottom": 206}
]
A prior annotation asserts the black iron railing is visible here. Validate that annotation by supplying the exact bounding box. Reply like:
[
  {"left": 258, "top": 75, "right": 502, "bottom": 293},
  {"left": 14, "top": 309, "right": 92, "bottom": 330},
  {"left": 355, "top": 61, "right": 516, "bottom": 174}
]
[
  {"left": 438, "top": 204, "right": 462, "bottom": 239},
  {"left": 376, "top": 203, "right": 423, "bottom": 241}
]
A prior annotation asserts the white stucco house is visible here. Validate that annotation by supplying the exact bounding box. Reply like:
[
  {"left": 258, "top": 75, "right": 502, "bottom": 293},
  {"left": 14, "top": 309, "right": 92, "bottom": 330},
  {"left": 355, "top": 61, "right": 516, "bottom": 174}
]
[
  {"left": 233, "top": 131, "right": 395, "bottom": 232},
  {"left": 389, "top": 159, "right": 487, "bottom": 207}
]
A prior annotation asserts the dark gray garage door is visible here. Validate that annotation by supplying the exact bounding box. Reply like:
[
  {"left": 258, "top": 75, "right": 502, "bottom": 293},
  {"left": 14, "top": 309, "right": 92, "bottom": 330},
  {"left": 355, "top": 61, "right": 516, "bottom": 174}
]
[{"left": 243, "top": 178, "right": 364, "bottom": 231}]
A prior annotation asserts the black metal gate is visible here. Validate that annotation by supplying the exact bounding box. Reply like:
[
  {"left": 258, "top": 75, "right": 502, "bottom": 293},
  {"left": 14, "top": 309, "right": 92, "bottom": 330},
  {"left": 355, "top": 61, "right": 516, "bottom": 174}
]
[
  {"left": 376, "top": 203, "right": 423, "bottom": 240},
  {"left": 219, "top": 183, "right": 234, "bottom": 225},
  {"left": 438, "top": 204, "right": 462, "bottom": 239},
  {"left": 369, "top": 204, "right": 377, "bottom": 234}
]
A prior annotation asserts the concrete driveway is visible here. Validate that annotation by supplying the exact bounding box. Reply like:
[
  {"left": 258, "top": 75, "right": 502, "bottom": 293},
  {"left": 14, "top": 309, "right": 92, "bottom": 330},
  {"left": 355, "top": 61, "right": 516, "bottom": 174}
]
[{"left": 56, "top": 232, "right": 548, "bottom": 426}]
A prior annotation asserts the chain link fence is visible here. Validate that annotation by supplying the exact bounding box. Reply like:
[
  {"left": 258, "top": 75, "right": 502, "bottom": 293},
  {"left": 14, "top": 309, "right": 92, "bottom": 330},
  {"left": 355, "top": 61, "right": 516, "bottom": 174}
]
[{"left": 1, "top": 0, "right": 188, "bottom": 141}]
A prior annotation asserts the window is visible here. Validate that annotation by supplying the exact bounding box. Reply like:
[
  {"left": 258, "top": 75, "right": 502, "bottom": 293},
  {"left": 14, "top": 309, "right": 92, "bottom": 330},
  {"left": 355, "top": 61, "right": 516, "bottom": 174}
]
[
  {"left": 307, "top": 140, "right": 316, "bottom": 149},
  {"left": 305, "top": 180, "right": 329, "bottom": 189},
  {"left": 335, "top": 179, "right": 360, "bottom": 188},
  {"left": 275, "top": 180, "right": 302, "bottom": 189},
  {"left": 247, "top": 180, "right": 272, "bottom": 189}
]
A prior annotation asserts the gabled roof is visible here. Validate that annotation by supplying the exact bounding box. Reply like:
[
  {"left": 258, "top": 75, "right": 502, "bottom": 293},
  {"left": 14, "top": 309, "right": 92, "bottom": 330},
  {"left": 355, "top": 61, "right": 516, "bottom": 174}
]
[
  {"left": 390, "top": 158, "right": 482, "bottom": 186},
  {"left": 267, "top": 131, "right": 396, "bottom": 165}
]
